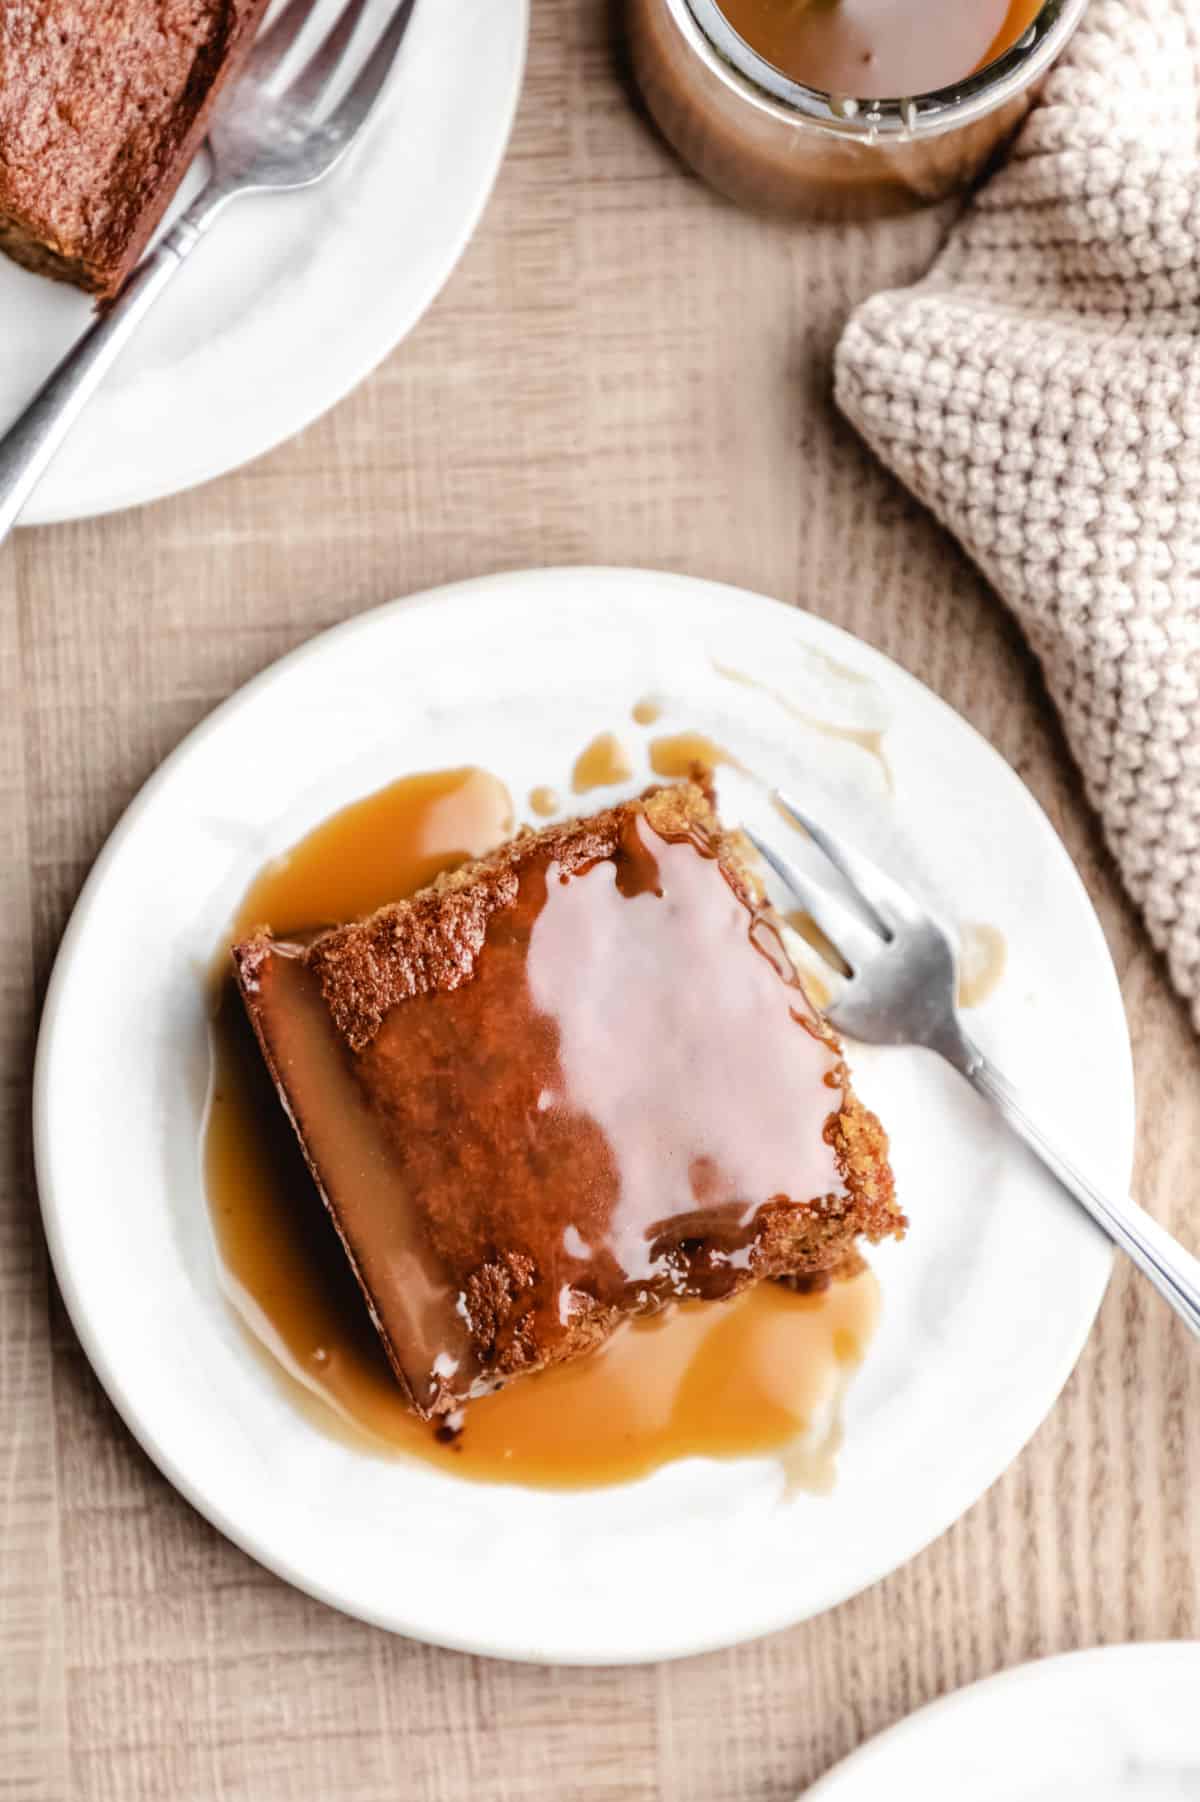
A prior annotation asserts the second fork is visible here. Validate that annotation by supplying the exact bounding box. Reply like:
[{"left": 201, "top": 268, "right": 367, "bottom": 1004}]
[{"left": 749, "top": 793, "right": 1200, "bottom": 1342}]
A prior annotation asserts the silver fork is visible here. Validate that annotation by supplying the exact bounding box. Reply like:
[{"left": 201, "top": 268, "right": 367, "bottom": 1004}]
[
  {"left": 748, "top": 795, "right": 1200, "bottom": 1339},
  {"left": 0, "top": 0, "right": 418, "bottom": 540}
]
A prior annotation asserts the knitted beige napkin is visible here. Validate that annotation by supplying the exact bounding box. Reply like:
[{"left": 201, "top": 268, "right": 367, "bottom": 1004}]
[{"left": 836, "top": 0, "right": 1200, "bottom": 1029}]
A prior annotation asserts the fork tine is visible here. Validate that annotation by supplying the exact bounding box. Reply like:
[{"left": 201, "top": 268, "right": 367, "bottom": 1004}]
[
  {"left": 282, "top": 0, "right": 372, "bottom": 110},
  {"left": 244, "top": 0, "right": 318, "bottom": 85},
  {"left": 744, "top": 829, "right": 882, "bottom": 976},
  {"left": 322, "top": 0, "right": 419, "bottom": 138},
  {"left": 773, "top": 791, "right": 925, "bottom": 934}
]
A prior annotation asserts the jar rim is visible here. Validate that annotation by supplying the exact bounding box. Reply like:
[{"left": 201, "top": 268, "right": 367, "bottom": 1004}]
[{"left": 676, "top": 0, "right": 1088, "bottom": 139}]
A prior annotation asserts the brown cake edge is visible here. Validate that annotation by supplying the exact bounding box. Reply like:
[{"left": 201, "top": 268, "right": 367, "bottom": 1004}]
[
  {"left": 229, "top": 937, "right": 424, "bottom": 1413},
  {"left": 0, "top": 217, "right": 93, "bottom": 290},
  {"left": 296, "top": 780, "right": 763, "bottom": 1052}
]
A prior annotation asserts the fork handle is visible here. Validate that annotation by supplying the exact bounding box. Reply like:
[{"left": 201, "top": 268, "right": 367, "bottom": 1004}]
[
  {"left": 0, "top": 215, "right": 209, "bottom": 541},
  {"left": 960, "top": 1036, "right": 1200, "bottom": 1338}
]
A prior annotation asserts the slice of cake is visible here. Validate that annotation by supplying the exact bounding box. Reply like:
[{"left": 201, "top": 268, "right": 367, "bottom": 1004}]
[
  {"left": 0, "top": 0, "right": 270, "bottom": 297},
  {"left": 232, "top": 781, "right": 902, "bottom": 1419}
]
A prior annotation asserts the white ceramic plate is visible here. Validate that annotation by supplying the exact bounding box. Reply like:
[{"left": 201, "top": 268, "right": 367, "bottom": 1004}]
[
  {"left": 805, "top": 1644, "right": 1200, "bottom": 1800},
  {"left": 34, "top": 568, "right": 1133, "bottom": 1664},
  {"left": 0, "top": 0, "right": 528, "bottom": 524}
]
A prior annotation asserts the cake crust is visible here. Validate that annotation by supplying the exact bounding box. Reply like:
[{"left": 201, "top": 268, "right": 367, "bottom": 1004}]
[{"left": 301, "top": 782, "right": 751, "bottom": 1052}]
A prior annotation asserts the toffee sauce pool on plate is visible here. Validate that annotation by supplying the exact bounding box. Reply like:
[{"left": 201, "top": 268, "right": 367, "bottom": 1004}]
[{"left": 206, "top": 765, "right": 879, "bottom": 1490}]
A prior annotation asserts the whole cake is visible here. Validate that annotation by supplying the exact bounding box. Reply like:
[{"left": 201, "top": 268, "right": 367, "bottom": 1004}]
[
  {"left": 233, "top": 781, "right": 903, "bottom": 1418},
  {"left": 0, "top": 0, "right": 270, "bottom": 297}
]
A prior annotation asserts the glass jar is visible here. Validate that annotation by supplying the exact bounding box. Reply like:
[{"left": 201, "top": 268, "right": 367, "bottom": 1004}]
[{"left": 628, "top": 0, "right": 1087, "bottom": 219}]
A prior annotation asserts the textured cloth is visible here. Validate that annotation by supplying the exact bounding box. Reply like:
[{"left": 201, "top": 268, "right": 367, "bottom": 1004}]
[{"left": 837, "top": 0, "right": 1200, "bottom": 1030}]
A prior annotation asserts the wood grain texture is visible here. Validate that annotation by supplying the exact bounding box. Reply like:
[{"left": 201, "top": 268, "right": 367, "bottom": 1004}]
[{"left": 2, "top": 3, "right": 1198, "bottom": 1797}]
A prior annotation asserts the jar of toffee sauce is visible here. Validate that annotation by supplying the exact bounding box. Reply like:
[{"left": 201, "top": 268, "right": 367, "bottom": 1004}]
[{"left": 629, "top": 0, "right": 1087, "bottom": 218}]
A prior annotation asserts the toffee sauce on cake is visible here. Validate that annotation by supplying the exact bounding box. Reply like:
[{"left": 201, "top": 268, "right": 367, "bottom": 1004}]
[{"left": 205, "top": 765, "right": 880, "bottom": 1490}]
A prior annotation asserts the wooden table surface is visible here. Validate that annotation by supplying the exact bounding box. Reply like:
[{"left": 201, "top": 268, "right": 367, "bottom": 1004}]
[{"left": 4, "top": 4, "right": 1198, "bottom": 1798}]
